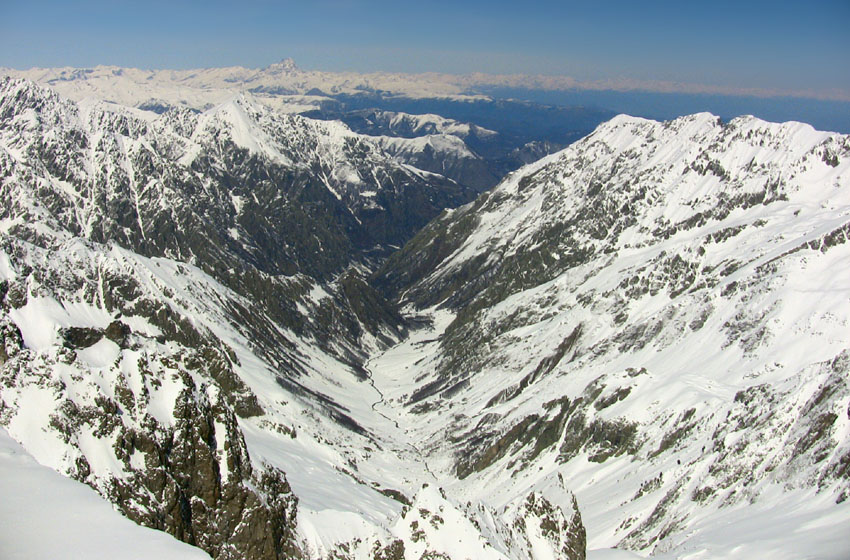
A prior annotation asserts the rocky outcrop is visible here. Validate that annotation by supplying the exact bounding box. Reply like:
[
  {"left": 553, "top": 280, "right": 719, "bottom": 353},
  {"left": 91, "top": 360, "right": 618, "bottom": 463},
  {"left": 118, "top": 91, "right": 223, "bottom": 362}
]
[
  {"left": 329, "top": 480, "right": 585, "bottom": 560},
  {"left": 1, "top": 317, "right": 302, "bottom": 560}
]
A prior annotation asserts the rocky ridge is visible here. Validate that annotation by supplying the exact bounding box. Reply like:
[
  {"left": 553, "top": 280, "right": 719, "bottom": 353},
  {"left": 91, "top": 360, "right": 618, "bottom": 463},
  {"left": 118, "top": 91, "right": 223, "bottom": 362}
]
[
  {"left": 374, "top": 112, "right": 850, "bottom": 555},
  {"left": 3, "top": 63, "right": 614, "bottom": 195}
]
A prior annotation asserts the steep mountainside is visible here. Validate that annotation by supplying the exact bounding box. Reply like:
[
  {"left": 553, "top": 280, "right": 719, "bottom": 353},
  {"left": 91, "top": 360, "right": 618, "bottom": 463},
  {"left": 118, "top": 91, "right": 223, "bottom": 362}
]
[
  {"left": 3, "top": 63, "right": 615, "bottom": 192},
  {"left": 0, "top": 78, "right": 586, "bottom": 559},
  {"left": 0, "top": 77, "right": 474, "bottom": 274},
  {"left": 3, "top": 72, "right": 849, "bottom": 558},
  {"left": 304, "top": 109, "right": 501, "bottom": 189},
  {"left": 326, "top": 109, "right": 499, "bottom": 140},
  {"left": 375, "top": 112, "right": 850, "bottom": 556}
]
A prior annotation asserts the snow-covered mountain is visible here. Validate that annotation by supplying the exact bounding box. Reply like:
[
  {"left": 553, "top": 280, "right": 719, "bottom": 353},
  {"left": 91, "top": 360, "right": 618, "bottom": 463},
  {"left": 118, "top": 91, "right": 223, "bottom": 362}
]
[
  {"left": 0, "top": 78, "right": 585, "bottom": 559},
  {"left": 329, "top": 110, "right": 499, "bottom": 141},
  {"left": 7, "top": 58, "right": 842, "bottom": 110},
  {"left": 1, "top": 77, "right": 477, "bottom": 271},
  {"left": 0, "top": 59, "right": 480, "bottom": 111},
  {"left": 1, "top": 62, "right": 613, "bottom": 192},
  {"left": 2, "top": 72, "right": 849, "bottom": 559},
  {"left": 326, "top": 109, "right": 503, "bottom": 190},
  {"left": 375, "top": 112, "right": 850, "bottom": 556}
]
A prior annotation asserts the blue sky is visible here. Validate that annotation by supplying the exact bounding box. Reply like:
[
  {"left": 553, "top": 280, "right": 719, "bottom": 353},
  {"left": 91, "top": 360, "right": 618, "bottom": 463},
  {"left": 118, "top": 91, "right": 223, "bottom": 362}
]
[{"left": 1, "top": 0, "right": 848, "bottom": 97}]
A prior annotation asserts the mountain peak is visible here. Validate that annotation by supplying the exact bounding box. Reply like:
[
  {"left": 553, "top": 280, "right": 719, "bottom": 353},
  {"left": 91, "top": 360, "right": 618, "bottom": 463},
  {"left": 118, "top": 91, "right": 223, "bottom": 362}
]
[
  {"left": 0, "top": 75, "right": 55, "bottom": 100},
  {"left": 263, "top": 57, "right": 300, "bottom": 75}
]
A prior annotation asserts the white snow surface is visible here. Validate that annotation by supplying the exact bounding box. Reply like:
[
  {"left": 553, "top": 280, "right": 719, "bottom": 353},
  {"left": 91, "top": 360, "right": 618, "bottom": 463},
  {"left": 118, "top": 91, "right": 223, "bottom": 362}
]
[
  {"left": 0, "top": 428, "right": 210, "bottom": 560},
  {"left": 377, "top": 133, "right": 479, "bottom": 162}
]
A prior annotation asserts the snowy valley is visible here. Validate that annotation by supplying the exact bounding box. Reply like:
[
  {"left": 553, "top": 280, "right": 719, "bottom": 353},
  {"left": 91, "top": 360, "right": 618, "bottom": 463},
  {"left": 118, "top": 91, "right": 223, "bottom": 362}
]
[{"left": 0, "top": 73, "right": 849, "bottom": 560}]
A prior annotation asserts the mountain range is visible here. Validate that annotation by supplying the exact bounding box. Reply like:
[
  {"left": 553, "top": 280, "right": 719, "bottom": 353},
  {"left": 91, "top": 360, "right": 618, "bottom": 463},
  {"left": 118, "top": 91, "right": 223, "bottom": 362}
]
[
  {"left": 1, "top": 59, "right": 618, "bottom": 191},
  {"left": 1, "top": 71, "right": 848, "bottom": 559}
]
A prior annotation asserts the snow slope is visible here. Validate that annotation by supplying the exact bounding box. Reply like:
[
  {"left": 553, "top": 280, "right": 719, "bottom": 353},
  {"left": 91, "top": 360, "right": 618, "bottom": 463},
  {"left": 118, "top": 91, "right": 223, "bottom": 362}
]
[
  {"left": 0, "top": 428, "right": 211, "bottom": 560},
  {"left": 375, "top": 112, "right": 850, "bottom": 557}
]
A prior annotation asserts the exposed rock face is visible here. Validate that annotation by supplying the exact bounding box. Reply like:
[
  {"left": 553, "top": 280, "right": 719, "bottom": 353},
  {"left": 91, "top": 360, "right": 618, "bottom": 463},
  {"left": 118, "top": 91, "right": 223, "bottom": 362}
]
[
  {"left": 506, "top": 484, "right": 585, "bottom": 560},
  {"left": 328, "top": 480, "right": 585, "bottom": 560},
  {"left": 0, "top": 234, "right": 302, "bottom": 559},
  {"left": 61, "top": 325, "right": 106, "bottom": 348},
  {"left": 0, "top": 317, "right": 23, "bottom": 365},
  {"left": 1, "top": 317, "right": 302, "bottom": 559}
]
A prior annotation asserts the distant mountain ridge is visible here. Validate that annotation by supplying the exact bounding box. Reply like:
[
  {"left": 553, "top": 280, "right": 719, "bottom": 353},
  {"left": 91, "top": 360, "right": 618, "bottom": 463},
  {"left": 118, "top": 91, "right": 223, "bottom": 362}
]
[
  {"left": 1, "top": 62, "right": 618, "bottom": 191},
  {"left": 6, "top": 58, "right": 846, "bottom": 104}
]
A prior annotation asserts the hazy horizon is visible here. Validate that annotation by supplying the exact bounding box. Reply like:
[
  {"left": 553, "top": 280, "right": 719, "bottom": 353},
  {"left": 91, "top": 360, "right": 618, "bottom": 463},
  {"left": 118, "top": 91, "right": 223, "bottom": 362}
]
[{"left": 1, "top": 0, "right": 848, "bottom": 102}]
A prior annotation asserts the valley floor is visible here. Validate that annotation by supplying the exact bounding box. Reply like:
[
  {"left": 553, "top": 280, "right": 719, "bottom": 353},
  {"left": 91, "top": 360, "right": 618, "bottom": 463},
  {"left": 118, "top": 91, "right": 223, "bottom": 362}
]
[{"left": 337, "top": 307, "right": 850, "bottom": 559}]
